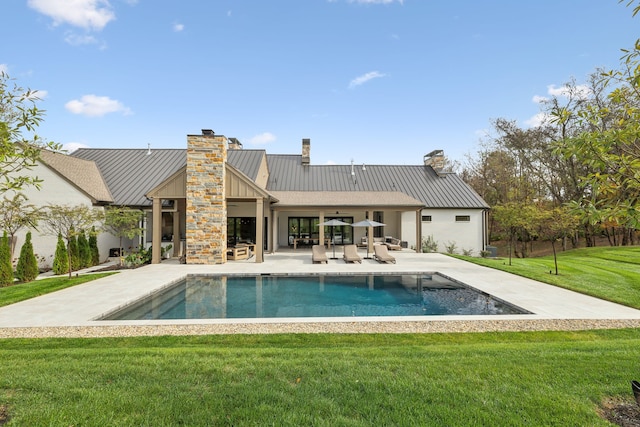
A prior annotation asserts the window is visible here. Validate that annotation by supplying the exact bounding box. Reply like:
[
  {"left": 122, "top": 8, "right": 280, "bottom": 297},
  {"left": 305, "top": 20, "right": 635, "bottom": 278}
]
[
  {"left": 421, "top": 215, "right": 432, "bottom": 222},
  {"left": 287, "top": 217, "right": 353, "bottom": 246},
  {"left": 455, "top": 215, "right": 470, "bottom": 222},
  {"left": 227, "top": 217, "right": 256, "bottom": 246}
]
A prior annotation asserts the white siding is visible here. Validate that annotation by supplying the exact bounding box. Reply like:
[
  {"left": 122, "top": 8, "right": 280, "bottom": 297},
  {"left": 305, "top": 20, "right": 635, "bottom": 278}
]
[
  {"left": 418, "top": 209, "right": 485, "bottom": 255},
  {"left": 8, "top": 162, "right": 119, "bottom": 269}
]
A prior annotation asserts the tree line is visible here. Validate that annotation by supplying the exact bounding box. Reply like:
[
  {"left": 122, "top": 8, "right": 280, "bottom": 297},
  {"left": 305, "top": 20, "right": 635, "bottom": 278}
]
[{"left": 461, "top": 23, "right": 640, "bottom": 260}]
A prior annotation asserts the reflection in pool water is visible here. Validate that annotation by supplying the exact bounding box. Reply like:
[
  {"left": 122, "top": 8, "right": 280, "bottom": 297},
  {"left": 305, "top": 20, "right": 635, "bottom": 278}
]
[{"left": 102, "top": 273, "right": 530, "bottom": 320}]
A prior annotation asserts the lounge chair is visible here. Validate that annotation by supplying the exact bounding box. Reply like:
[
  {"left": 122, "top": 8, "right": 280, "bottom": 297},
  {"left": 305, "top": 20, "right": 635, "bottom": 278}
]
[
  {"left": 373, "top": 244, "right": 396, "bottom": 264},
  {"left": 312, "top": 244, "right": 328, "bottom": 264},
  {"left": 343, "top": 244, "right": 362, "bottom": 263}
]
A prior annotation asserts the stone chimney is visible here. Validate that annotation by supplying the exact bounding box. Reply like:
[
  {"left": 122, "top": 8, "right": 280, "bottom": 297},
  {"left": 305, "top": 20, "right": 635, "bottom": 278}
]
[
  {"left": 185, "top": 129, "right": 227, "bottom": 264},
  {"left": 228, "top": 137, "right": 243, "bottom": 150},
  {"left": 424, "top": 149, "right": 445, "bottom": 173},
  {"left": 301, "top": 138, "right": 310, "bottom": 165}
]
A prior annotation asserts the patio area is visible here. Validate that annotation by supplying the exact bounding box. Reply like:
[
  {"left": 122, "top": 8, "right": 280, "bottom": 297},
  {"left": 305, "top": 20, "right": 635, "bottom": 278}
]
[{"left": 1, "top": 250, "right": 640, "bottom": 337}]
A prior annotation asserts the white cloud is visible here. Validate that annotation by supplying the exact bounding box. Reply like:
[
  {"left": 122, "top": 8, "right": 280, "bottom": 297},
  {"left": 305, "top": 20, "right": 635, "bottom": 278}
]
[
  {"left": 28, "top": 90, "right": 48, "bottom": 100},
  {"left": 64, "top": 32, "right": 99, "bottom": 46},
  {"left": 27, "top": 0, "right": 115, "bottom": 31},
  {"left": 532, "top": 95, "right": 547, "bottom": 104},
  {"left": 533, "top": 84, "right": 591, "bottom": 103},
  {"left": 249, "top": 132, "right": 276, "bottom": 145},
  {"left": 63, "top": 142, "right": 89, "bottom": 152},
  {"left": 348, "top": 71, "right": 386, "bottom": 89},
  {"left": 0, "top": 64, "right": 7, "bottom": 74},
  {"left": 524, "top": 112, "right": 549, "bottom": 128},
  {"left": 173, "top": 23, "right": 184, "bottom": 32},
  {"left": 65, "top": 94, "right": 132, "bottom": 117}
]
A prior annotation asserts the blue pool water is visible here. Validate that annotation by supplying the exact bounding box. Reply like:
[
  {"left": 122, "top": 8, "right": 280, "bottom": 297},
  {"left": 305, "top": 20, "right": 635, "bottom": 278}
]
[{"left": 102, "top": 273, "right": 529, "bottom": 320}]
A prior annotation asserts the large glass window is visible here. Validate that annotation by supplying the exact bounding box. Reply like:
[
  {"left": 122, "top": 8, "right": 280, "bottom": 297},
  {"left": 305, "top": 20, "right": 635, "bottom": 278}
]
[
  {"left": 288, "top": 216, "right": 352, "bottom": 246},
  {"left": 227, "top": 217, "right": 256, "bottom": 246}
]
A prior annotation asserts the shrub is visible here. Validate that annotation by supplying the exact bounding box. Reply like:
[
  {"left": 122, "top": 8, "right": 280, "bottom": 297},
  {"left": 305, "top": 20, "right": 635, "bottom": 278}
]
[
  {"left": 53, "top": 234, "right": 69, "bottom": 275},
  {"left": 15, "top": 231, "right": 39, "bottom": 282},
  {"left": 78, "top": 230, "right": 91, "bottom": 269},
  {"left": 89, "top": 226, "right": 100, "bottom": 266},
  {"left": 68, "top": 228, "right": 79, "bottom": 271},
  {"left": 422, "top": 235, "right": 438, "bottom": 253},
  {"left": 0, "top": 231, "right": 13, "bottom": 286},
  {"left": 124, "top": 247, "right": 152, "bottom": 268},
  {"left": 462, "top": 248, "right": 474, "bottom": 256},
  {"left": 445, "top": 241, "right": 458, "bottom": 254}
]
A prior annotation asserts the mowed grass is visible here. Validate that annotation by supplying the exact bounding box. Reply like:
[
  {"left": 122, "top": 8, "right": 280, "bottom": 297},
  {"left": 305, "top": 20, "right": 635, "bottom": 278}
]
[
  {"left": 1, "top": 331, "right": 640, "bottom": 426},
  {"left": 0, "top": 273, "right": 117, "bottom": 308},
  {"left": 455, "top": 246, "right": 640, "bottom": 309},
  {"left": 1, "top": 248, "right": 640, "bottom": 425}
]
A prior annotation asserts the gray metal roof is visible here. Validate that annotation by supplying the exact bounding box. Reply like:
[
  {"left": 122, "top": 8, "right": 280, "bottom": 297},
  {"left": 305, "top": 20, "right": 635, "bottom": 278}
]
[
  {"left": 227, "top": 149, "right": 265, "bottom": 181},
  {"left": 72, "top": 148, "right": 265, "bottom": 206},
  {"left": 266, "top": 154, "right": 489, "bottom": 209},
  {"left": 72, "top": 149, "right": 186, "bottom": 206},
  {"left": 71, "top": 148, "right": 487, "bottom": 209}
]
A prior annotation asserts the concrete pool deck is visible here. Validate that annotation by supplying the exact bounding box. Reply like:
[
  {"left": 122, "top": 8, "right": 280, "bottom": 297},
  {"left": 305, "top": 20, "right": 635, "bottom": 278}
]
[{"left": 1, "top": 251, "right": 640, "bottom": 337}]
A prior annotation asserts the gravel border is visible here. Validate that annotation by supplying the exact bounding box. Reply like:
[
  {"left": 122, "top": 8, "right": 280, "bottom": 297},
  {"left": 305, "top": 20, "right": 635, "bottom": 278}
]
[{"left": 2, "top": 318, "right": 640, "bottom": 338}]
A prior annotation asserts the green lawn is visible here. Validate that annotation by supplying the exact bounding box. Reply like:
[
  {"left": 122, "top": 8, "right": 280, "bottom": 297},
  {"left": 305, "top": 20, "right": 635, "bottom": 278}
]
[
  {"left": 0, "top": 273, "right": 117, "bottom": 308},
  {"left": 454, "top": 246, "right": 640, "bottom": 309},
  {"left": 1, "top": 331, "right": 639, "bottom": 426},
  {"left": 1, "top": 247, "right": 640, "bottom": 425}
]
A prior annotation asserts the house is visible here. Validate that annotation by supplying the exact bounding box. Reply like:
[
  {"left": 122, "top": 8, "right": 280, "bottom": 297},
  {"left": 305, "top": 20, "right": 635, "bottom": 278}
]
[
  {"left": 69, "top": 129, "right": 489, "bottom": 264},
  {"left": 8, "top": 149, "right": 119, "bottom": 268}
]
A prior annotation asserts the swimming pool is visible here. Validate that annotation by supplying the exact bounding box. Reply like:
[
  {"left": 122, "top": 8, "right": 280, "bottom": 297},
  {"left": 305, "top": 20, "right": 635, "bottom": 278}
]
[{"left": 101, "top": 273, "right": 529, "bottom": 320}]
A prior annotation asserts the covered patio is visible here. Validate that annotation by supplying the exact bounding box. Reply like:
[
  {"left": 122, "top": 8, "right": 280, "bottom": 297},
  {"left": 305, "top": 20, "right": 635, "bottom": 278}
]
[{"left": 267, "top": 190, "right": 425, "bottom": 254}]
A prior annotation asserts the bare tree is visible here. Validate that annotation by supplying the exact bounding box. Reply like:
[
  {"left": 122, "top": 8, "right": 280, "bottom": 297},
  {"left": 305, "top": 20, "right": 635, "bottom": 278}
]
[
  {"left": 39, "top": 205, "right": 103, "bottom": 278},
  {"left": 0, "top": 193, "right": 40, "bottom": 258}
]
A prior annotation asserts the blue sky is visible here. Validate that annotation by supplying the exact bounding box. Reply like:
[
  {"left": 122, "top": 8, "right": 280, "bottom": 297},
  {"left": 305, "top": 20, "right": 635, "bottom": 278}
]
[{"left": 2, "top": 0, "right": 638, "bottom": 165}]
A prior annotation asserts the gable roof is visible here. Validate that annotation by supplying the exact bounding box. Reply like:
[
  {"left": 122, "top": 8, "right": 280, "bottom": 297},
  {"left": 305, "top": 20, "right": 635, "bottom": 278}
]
[
  {"left": 71, "top": 147, "right": 488, "bottom": 209},
  {"left": 39, "top": 150, "right": 113, "bottom": 204},
  {"left": 227, "top": 149, "right": 266, "bottom": 182},
  {"left": 265, "top": 154, "right": 489, "bottom": 209},
  {"left": 72, "top": 148, "right": 268, "bottom": 206},
  {"left": 72, "top": 148, "right": 186, "bottom": 206}
]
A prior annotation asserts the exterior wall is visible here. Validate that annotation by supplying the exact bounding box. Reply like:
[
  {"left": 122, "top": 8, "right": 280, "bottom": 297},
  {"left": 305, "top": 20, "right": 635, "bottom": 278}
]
[
  {"left": 274, "top": 210, "right": 403, "bottom": 249},
  {"left": 417, "top": 208, "right": 485, "bottom": 254},
  {"left": 186, "top": 134, "right": 227, "bottom": 264},
  {"left": 8, "top": 162, "right": 119, "bottom": 269}
]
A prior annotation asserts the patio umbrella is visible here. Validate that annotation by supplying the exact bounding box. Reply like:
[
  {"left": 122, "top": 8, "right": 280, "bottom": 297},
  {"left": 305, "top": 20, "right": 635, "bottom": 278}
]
[
  {"left": 351, "top": 219, "right": 385, "bottom": 259},
  {"left": 319, "top": 219, "right": 350, "bottom": 259}
]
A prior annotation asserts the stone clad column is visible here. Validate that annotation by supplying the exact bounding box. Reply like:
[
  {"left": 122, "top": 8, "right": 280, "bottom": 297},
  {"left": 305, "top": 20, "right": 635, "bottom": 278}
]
[{"left": 186, "top": 130, "right": 227, "bottom": 264}]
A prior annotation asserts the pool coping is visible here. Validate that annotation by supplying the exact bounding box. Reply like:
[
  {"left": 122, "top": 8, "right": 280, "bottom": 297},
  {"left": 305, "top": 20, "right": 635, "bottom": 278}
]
[{"left": 1, "top": 252, "right": 640, "bottom": 337}]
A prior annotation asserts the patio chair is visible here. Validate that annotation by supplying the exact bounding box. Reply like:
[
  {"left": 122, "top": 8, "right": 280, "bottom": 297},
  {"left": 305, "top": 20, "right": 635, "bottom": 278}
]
[
  {"left": 312, "top": 244, "right": 328, "bottom": 264},
  {"left": 343, "top": 244, "right": 362, "bottom": 263},
  {"left": 384, "top": 236, "right": 403, "bottom": 251},
  {"left": 373, "top": 244, "right": 396, "bottom": 264}
]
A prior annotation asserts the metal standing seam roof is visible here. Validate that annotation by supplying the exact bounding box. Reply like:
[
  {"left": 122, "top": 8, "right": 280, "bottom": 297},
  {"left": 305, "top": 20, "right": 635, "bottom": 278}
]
[
  {"left": 227, "top": 149, "right": 266, "bottom": 181},
  {"left": 70, "top": 148, "right": 488, "bottom": 209},
  {"left": 38, "top": 150, "right": 113, "bottom": 204},
  {"left": 265, "top": 154, "right": 489, "bottom": 209},
  {"left": 72, "top": 149, "right": 187, "bottom": 206},
  {"left": 71, "top": 148, "right": 267, "bottom": 207}
]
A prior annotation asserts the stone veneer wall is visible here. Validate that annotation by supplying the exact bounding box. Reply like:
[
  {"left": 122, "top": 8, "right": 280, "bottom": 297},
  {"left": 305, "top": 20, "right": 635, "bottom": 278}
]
[{"left": 186, "top": 133, "right": 227, "bottom": 264}]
